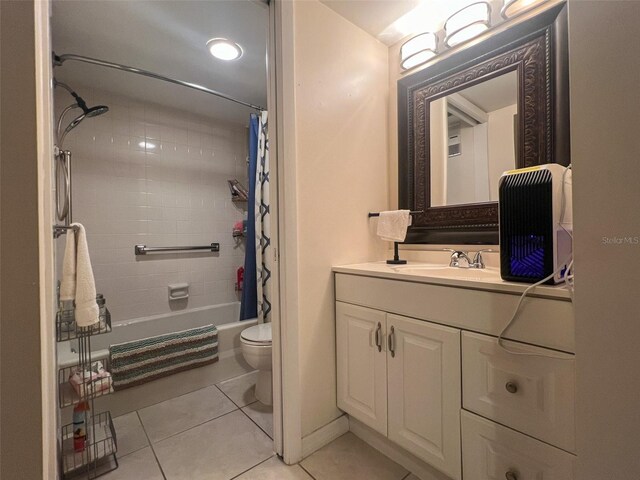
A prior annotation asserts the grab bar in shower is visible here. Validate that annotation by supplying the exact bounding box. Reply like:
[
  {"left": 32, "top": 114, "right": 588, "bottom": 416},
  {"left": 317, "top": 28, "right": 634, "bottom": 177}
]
[{"left": 134, "top": 243, "right": 220, "bottom": 256}]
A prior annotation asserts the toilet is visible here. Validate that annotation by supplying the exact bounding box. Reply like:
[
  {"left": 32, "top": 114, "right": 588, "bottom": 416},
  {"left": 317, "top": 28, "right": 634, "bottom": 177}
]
[{"left": 240, "top": 322, "right": 272, "bottom": 405}]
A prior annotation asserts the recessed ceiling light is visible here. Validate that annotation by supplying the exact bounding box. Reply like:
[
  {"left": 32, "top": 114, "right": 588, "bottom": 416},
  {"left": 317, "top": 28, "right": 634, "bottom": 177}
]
[{"left": 207, "top": 38, "right": 243, "bottom": 61}]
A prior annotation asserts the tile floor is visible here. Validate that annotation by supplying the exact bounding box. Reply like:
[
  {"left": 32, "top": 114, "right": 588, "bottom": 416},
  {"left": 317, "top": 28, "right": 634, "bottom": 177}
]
[{"left": 106, "top": 370, "right": 417, "bottom": 480}]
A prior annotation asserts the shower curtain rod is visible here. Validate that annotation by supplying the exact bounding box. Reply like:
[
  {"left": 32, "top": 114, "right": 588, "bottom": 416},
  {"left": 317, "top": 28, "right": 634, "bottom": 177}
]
[{"left": 54, "top": 53, "right": 266, "bottom": 112}]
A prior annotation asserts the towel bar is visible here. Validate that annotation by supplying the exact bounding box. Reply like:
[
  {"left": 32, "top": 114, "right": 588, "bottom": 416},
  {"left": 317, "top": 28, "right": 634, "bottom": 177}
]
[
  {"left": 53, "top": 224, "right": 79, "bottom": 238},
  {"left": 368, "top": 210, "right": 423, "bottom": 265},
  {"left": 368, "top": 210, "right": 423, "bottom": 217}
]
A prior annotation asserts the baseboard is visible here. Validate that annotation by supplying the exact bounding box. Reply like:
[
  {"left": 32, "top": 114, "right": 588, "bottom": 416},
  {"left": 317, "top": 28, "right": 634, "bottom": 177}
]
[
  {"left": 301, "top": 414, "right": 349, "bottom": 458},
  {"left": 349, "top": 417, "right": 452, "bottom": 480}
]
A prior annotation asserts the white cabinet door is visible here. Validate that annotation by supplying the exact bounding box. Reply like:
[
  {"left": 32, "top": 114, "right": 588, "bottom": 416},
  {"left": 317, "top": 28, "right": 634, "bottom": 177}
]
[
  {"left": 336, "top": 302, "right": 387, "bottom": 436},
  {"left": 462, "top": 332, "right": 576, "bottom": 452},
  {"left": 462, "top": 410, "right": 576, "bottom": 480},
  {"left": 387, "top": 314, "right": 461, "bottom": 480}
]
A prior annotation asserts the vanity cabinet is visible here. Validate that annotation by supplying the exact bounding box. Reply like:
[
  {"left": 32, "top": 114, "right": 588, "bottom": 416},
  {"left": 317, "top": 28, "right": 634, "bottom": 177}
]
[
  {"left": 336, "top": 302, "right": 462, "bottom": 480},
  {"left": 336, "top": 303, "right": 387, "bottom": 436},
  {"left": 334, "top": 268, "right": 576, "bottom": 480}
]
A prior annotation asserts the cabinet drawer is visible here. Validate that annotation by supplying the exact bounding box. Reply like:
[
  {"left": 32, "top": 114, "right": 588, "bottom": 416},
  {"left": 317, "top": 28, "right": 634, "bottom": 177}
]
[
  {"left": 462, "top": 332, "right": 575, "bottom": 452},
  {"left": 462, "top": 410, "right": 575, "bottom": 480}
]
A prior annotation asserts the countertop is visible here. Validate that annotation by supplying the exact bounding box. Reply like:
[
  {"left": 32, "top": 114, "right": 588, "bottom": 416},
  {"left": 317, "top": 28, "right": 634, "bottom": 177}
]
[{"left": 332, "top": 261, "right": 572, "bottom": 300}]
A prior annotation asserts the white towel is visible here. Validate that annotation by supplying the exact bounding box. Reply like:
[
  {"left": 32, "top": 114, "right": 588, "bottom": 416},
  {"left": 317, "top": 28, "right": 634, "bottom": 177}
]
[
  {"left": 71, "top": 223, "right": 100, "bottom": 328},
  {"left": 59, "top": 227, "right": 77, "bottom": 301},
  {"left": 376, "top": 210, "right": 412, "bottom": 243}
]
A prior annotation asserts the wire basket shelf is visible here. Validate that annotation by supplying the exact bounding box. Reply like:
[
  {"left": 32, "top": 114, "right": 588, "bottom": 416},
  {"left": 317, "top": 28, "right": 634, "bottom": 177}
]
[
  {"left": 60, "top": 411, "right": 118, "bottom": 479},
  {"left": 56, "top": 307, "right": 112, "bottom": 342},
  {"left": 58, "top": 357, "right": 114, "bottom": 409}
]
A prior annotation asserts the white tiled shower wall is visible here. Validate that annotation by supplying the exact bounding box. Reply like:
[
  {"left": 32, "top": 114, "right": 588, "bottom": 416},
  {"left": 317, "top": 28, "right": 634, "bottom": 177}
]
[{"left": 55, "top": 88, "right": 249, "bottom": 323}]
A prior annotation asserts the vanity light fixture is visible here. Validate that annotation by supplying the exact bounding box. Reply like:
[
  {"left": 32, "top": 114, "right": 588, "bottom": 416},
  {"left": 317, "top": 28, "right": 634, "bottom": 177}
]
[
  {"left": 400, "top": 32, "right": 438, "bottom": 71},
  {"left": 501, "top": 0, "right": 548, "bottom": 19},
  {"left": 444, "top": 2, "right": 492, "bottom": 48},
  {"left": 207, "top": 38, "right": 243, "bottom": 61}
]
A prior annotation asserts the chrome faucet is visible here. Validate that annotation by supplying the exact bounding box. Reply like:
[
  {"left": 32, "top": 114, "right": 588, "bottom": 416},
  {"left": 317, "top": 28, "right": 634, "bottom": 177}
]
[
  {"left": 448, "top": 251, "right": 473, "bottom": 268},
  {"left": 446, "top": 249, "right": 494, "bottom": 269}
]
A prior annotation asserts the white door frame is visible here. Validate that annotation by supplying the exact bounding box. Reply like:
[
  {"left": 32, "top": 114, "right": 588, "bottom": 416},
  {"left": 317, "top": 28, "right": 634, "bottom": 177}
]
[
  {"left": 269, "top": 0, "right": 303, "bottom": 464},
  {"left": 33, "top": 0, "right": 303, "bottom": 474},
  {"left": 33, "top": 0, "right": 59, "bottom": 477}
]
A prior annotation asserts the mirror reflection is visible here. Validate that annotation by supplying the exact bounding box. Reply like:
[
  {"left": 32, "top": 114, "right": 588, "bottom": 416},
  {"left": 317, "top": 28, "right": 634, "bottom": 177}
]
[{"left": 430, "top": 70, "right": 518, "bottom": 206}]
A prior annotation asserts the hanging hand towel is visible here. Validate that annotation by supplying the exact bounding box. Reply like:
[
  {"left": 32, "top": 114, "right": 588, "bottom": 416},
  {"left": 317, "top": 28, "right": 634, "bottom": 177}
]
[
  {"left": 376, "top": 210, "right": 412, "bottom": 243},
  {"left": 60, "top": 227, "right": 77, "bottom": 301},
  {"left": 72, "top": 223, "right": 100, "bottom": 328}
]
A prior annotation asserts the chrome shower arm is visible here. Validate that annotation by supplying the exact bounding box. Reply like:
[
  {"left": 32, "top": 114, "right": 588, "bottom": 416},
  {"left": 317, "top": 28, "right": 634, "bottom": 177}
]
[{"left": 54, "top": 79, "right": 75, "bottom": 96}]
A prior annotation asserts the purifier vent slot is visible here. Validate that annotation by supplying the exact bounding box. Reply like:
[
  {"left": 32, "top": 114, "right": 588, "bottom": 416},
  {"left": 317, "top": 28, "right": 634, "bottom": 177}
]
[{"left": 499, "top": 169, "right": 554, "bottom": 283}]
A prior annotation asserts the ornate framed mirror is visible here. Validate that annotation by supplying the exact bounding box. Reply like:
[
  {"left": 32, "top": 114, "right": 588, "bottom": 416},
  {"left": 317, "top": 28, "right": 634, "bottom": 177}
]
[{"left": 398, "top": 3, "right": 569, "bottom": 244}]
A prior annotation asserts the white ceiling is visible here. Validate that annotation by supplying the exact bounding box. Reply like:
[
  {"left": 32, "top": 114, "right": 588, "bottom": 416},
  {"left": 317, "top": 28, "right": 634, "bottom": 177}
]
[
  {"left": 320, "top": 0, "right": 487, "bottom": 46},
  {"left": 320, "top": 0, "right": 419, "bottom": 45},
  {"left": 52, "top": 0, "right": 268, "bottom": 126}
]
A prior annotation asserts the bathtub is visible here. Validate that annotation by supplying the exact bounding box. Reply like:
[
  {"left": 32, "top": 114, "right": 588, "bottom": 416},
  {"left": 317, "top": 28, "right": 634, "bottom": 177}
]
[{"left": 58, "top": 302, "right": 256, "bottom": 417}]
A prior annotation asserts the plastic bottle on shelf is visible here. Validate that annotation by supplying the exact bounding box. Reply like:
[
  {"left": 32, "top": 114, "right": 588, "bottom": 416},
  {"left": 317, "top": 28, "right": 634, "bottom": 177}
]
[
  {"left": 236, "top": 267, "right": 244, "bottom": 292},
  {"left": 96, "top": 294, "right": 106, "bottom": 331},
  {"left": 60, "top": 300, "right": 76, "bottom": 333},
  {"left": 72, "top": 401, "right": 89, "bottom": 453}
]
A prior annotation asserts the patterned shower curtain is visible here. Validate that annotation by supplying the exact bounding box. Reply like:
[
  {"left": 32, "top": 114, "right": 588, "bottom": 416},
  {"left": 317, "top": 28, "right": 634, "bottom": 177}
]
[{"left": 255, "top": 111, "right": 271, "bottom": 322}]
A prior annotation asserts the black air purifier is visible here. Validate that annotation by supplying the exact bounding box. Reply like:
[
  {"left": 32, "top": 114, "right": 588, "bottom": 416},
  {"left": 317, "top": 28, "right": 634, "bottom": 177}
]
[{"left": 499, "top": 164, "right": 572, "bottom": 284}]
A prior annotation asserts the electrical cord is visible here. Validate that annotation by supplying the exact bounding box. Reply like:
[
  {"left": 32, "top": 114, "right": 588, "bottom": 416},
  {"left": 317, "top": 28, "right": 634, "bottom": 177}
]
[
  {"left": 559, "top": 164, "right": 574, "bottom": 300},
  {"left": 497, "top": 254, "right": 573, "bottom": 359},
  {"left": 497, "top": 164, "right": 574, "bottom": 359}
]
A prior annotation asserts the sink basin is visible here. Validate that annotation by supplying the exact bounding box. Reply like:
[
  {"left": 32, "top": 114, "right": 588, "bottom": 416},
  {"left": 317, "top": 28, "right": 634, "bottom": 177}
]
[
  {"left": 391, "top": 264, "right": 501, "bottom": 281},
  {"left": 392, "top": 264, "right": 449, "bottom": 271}
]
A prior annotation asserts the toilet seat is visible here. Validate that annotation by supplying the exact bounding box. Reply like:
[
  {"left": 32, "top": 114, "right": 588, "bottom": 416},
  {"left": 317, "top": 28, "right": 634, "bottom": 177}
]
[{"left": 241, "top": 323, "right": 272, "bottom": 346}]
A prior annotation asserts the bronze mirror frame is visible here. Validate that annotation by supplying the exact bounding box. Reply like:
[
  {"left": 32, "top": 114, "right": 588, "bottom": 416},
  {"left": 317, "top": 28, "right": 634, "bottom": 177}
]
[{"left": 398, "top": 3, "right": 569, "bottom": 244}]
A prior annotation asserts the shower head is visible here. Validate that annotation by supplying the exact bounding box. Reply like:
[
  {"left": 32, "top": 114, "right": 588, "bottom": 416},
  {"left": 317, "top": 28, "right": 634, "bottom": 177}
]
[
  {"left": 54, "top": 79, "right": 109, "bottom": 147},
  {"left": 68, "top": 87, "right": 109, "bottom": 118},
  {"left": 85, "top": 105, "right": 109, "bottom": 117}
]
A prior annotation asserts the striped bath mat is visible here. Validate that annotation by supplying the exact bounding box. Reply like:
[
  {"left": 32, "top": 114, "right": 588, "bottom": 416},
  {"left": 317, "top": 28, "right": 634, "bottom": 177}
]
[{"left": 109, "top": 324, "right": 218, "bottom": 390}]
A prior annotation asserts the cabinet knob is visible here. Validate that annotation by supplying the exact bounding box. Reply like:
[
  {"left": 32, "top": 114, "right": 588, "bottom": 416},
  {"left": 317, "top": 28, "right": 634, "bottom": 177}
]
[
  {"left": 505, "top": 381, "right": 519, "bottom": 394},
  {"left": 505, "top": 470, "right": 519, "bottom": 480}
]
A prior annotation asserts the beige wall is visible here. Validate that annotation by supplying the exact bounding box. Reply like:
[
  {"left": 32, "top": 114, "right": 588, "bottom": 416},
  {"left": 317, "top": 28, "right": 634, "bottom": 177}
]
[
  {"left": 388, "top": 40, "right": 404, "bottom": 212},
  {"left": 446, "top": 125, "right": 480, "bottom": 205},
  {"left": 429, "top": 98, "right": 448, "bottom": 206},
  {"left": 290, "top": 0, "right": 389, "bottom": 437},
  {"left": 0, "top": 1, "right": 45, "bottom": 478},
  {"left": 487, "top": 103, "right": 517, "bottom": 200},
  {"left": 569, "top": 1, "right": 640, "bottom": 478}
]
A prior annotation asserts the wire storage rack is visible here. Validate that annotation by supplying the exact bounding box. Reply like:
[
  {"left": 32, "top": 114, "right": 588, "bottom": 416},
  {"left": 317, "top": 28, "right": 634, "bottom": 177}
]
[
  {"left": 57, "top": 306, "right": 112, "bottom": 342},
  {"left": 58, "top": 357, "right": 114, "bottom": 409},
  {"left": 57, "top": 302, "right": 118, "bottom": 479},
  {"left": 60, "top": 411, "right": 118, "bottom": 478}
]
